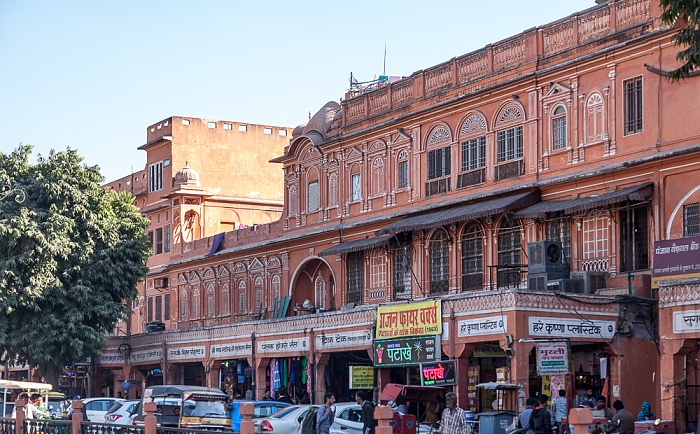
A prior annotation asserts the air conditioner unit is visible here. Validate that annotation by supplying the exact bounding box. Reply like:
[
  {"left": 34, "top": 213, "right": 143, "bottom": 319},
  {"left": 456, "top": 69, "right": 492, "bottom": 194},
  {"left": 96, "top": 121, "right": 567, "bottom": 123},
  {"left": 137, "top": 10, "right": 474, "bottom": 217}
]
[
  {"left": 528, "top": 241, "right": 564, "bottom": 275},
  {"left": 546, "top": 278, "right": 584, "bottom": 294},
  {"left": 527, "top": 272, "right": 568, "bottom": 292},
  {"left": 570, "top": 271, "right": 607, "bottom": 294}
]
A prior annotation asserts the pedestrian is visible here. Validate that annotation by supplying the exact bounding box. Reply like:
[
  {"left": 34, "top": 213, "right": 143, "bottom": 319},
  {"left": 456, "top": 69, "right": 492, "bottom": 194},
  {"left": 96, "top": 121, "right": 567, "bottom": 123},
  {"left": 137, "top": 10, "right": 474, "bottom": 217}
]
[
  {"left": 551, "top": 389, "right": 568, "bottom": 433},
  {"left": 519, "top": 397, "right": 537, "bottom": 430},
  {"left": 11, "top": 393, "right": 33, "bottom": 419},
  {"left": 612, "top": 400, "right": 635, "bottom": 434},
  {"left": 262, "top": 388, "right": 273, "bottom": 401},
  {"left": 636, "top": 402, "right": 656, "bottom": 421},
  {"left": 356, "top": 391, "right": 377, "bottom": 434},
  {"left": 577, "top": 389, "right": 596, "bottom": 409},
  {"left": 31, "top": 394, "right": 49, "bottom": 419},
  {"left": 316, "top": 392, "right": 336, "bottom": 434},
  {"left": 595, "top": 396, "right": 615, "bottom": 420},
  {"left": 527, "top": 394, "right": 553, "bottom": 434},
  {"left": 277, "top": 387, "right": 293, "bottom": 404},
  {"left": 439, "top": 392, "right": 467, "bottom": 434}
]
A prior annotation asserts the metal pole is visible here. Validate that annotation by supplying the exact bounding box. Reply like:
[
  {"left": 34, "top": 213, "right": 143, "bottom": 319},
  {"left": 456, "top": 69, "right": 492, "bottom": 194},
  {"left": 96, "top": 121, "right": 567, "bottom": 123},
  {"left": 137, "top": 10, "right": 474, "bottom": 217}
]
[{"left": 251, "top": 332, "right": 256, "bottom": 400}]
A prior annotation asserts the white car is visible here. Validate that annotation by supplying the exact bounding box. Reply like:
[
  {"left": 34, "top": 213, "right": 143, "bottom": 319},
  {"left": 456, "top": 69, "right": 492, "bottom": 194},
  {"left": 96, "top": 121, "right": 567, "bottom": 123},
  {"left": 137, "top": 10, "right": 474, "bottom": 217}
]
[
  {"left": 66, "top": 397, "right": 123, "bottom": 422},
  {"left": 104, "top": 400, "right": 140, "bottom": 425},
  {"left": 257, "top": 404, "right": 315, "bottom": 434},
  {"left": 330, "top": 403, "right": 364, "bottom": 434}
]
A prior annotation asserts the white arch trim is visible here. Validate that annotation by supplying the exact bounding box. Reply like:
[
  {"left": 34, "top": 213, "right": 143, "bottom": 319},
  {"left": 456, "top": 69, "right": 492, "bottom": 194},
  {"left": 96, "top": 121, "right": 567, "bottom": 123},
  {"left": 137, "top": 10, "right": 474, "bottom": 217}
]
[
  {"left": 667, "top": 183, "right": 700, "bottom": 238},
  {"left": 287, "top": 255, "right": 337, "bottom": 298}
]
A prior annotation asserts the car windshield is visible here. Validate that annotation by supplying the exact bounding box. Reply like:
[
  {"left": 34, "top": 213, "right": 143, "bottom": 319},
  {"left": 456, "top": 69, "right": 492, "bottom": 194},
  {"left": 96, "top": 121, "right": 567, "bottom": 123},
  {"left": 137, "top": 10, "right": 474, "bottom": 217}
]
[
  {"left": 183, "top": 398, "right": 227, "bottom": 417},
  {"left": 107, "top": 402, "right": 124, "bottom": 413}
]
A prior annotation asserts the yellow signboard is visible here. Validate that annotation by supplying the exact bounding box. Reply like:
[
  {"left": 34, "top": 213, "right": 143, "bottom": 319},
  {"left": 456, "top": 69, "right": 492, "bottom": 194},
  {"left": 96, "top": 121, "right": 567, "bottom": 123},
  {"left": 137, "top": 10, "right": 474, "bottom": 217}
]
[
  {"left": 376, "top": 300, "right": 442, "bottom": 339},
  {"left": 350, "top": 366, "right": 374, "bottom": 389}
]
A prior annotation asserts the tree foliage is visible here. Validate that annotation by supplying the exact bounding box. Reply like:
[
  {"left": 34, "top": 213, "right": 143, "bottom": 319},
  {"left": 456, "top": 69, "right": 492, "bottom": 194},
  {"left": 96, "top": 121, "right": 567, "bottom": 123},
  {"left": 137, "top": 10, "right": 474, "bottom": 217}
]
[
  {"left": 660, "top": 0, "right": 700, "bottom": 81},
  {"left": 0, "top": 145, "right": 150, "bottom": 381}
]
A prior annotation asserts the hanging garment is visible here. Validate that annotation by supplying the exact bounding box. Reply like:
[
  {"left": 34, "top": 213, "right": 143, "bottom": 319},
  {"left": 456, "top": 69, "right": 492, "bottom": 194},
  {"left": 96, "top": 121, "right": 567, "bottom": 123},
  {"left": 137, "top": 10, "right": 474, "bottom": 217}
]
[
  {"left": 301, "top": 358, "right": 308, "bottom": 385},
  {"left": 290, "top": 359, "right": 297, "bottom": 386},
  {"left": 305, "top": 360, "right": 311, "bottom": 393},
  {"left": 272, "top": 359, "right": 282, "bottom": 395}
]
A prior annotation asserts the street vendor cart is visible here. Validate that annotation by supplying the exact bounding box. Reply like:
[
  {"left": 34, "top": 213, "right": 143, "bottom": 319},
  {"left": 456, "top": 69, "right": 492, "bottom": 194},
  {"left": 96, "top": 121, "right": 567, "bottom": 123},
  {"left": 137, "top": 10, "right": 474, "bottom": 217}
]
[
  {"left": 476, "top": 382, "right": 522, "bottom": 434},
  {"left": 380, "top": 383, "right": 445, "bottom": 434}
]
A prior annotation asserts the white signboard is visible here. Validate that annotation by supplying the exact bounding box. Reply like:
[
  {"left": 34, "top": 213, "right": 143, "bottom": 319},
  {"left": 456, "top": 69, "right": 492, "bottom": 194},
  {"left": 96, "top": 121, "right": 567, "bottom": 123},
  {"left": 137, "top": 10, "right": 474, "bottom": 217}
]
[
  {"left": 529, "top": 317, "right": 616, "bottom": 339},
  {"left": 673, "top": 310, "right": 700, "bottom": 333},
  {"left": 100, "top": 353, "right": 124, "bottom": 365},
  {"left": 130, "top": 349, "right": 163, "bottom": 364},
  {"left": 210, "top": 342, "right": 253, "bottom": 359},
  {"left": 536, "top": 341, "right": 569, "bottom": 375},
  {"left": 442, "top": 322, "right": 449, "bottom": 341},
  {"left": 316, "top": 330, "right": 372, "bottom": 350},
  {"left": 168, "top": 346, "right": 206, "bottom": 361},
  {"left": 458, "top": 316, "right": 508, "bottom": 338},
  {"left": 257, "top": 337, "right": 309, "bottom": 355}
]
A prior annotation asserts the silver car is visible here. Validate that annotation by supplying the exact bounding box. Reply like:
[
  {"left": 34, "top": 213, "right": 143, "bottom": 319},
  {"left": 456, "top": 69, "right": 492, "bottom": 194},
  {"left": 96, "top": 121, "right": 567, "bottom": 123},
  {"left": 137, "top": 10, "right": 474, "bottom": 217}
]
[{"left": 256, "top": 404, "right": 316, "bottom": 434}]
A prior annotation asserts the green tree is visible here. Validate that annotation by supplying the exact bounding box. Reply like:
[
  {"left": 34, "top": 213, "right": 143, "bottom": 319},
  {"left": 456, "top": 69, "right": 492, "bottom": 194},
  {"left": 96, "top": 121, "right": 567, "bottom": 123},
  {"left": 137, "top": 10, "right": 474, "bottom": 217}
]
[
  {"left": 0, "top": 145, "right": 150, "bottom": 386},
  {"left": 660, "top": 0, "right": 700, "bottom": 80}
]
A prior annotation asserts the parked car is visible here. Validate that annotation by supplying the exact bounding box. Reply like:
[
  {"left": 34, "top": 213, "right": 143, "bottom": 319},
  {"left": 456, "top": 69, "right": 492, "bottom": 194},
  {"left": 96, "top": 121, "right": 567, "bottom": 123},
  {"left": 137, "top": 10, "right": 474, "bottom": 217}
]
[
  {"left": 65, "top": 397, "right": 123, "bottom": 422},
  {"left": 256, "top": 404, "right": 316, "bottom": 434},
  {"left": 231, "top": 401, "right": 293, "bottom": 433},
  {"left": 105, "top": 400, "right": 140, "bottom": 425},
  {"left": 329, "top": 403, "right": 364, "bottom": 434}
]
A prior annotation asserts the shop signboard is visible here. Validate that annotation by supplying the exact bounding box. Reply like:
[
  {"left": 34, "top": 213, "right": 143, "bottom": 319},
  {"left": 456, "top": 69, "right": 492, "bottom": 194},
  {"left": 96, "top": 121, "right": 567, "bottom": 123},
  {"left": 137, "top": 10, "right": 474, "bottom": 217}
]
[
  {"left": 536, "top": 341, "right": 569, "bottom": 375},
  {"left": 316, "top": 330, "right": 372, "bottom": 350},
  {"left": 210, "top": 342, "right": 253, "bottom": 359},
  {"left": 100, "top": 353, "right": 124, "bottom": 365},
  {"left": 652, "top": 236, "right": 700, "bottom": 288},
  {"left": 376, "top": 300, "right": 441, "bottom": 339},
  {"left": 130, "top": 349, "right": 163, "bottom": 364},
  {"left": 349, "top": 366, "right": 374, "bottom": 389},
  {"left": 528, "top": 316, "right": 616, "bottom": 339},
  {"left": 168, "top": 346, "right": 205, "bottom": 361},
  {"left": 472, "top": 343, "right": 507, "bottom": 357},
  {"left": 673, "top": 309, "right": 700, "bottom": 333},
  {"left": 373, "top": 336, "right": 441, "bottom": 367},
  {"left": 257, "top": 336, "right": 309, "bottom": 355},
  {"left": 420, "top": 360, "right": 457, "bottom": 386},
  {"left": 458, "top": 316, "right": 507, "bottom": 337}
]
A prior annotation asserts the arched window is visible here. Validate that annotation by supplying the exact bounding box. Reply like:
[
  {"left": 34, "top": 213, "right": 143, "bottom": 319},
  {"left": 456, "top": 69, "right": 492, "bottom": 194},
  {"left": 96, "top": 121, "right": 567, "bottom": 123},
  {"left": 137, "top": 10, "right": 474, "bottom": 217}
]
[
  {"left": 192, "top": 288, "right": 200, "bottom": 318},
  {"left": 288, "top": 185, "right": 298, "bottom": 216},
  {"left": 461, "top": 222, "right": 483, "bottom": 291},
  {"left": 221, "top": 284, "right": 230, "bottom": 315},
  {"left": 238, "top": 281, "right": 247, "bottom": 314},
  {"left": 180, "top": 290, "right": 188, "bottom": 321},
  {"left": 271, "top": 275, "right": 281, "bottom": 302},
  {"left": 315, "top": 276, "right": 326, "bottom": 310},
  {"left": 397, "top": 150, "right": 409, "bottom": 190},
  {"left": 497, "top": 216, "right": 521, "bottom": 288},
  {"left": 372, "top": 158, "right": 385, "bottom": 196},
  {"left": 586, "top": 92, "right": 605, "bottom": 143},
  {"left": 430, "top": 230, "right": 450, "bottom": 294},
  {"left": 328, "top": 173, "right": 338, "bottom": 207},
  {"left": 254, "top": 276, "right": 263, "bottom": 310},
  {"left": 495, "top": 103, "right": 524, "bottom": 163},
  {"left": 552, "top": 105, "right": 567, "bottom": 150}
]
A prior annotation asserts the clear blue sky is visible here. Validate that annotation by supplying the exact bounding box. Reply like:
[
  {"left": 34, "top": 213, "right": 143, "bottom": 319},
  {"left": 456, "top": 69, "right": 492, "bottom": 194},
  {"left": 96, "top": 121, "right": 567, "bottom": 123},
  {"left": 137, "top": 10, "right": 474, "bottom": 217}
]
[{"left": 1, "top": 0, "right": 595, "bottom": 183}]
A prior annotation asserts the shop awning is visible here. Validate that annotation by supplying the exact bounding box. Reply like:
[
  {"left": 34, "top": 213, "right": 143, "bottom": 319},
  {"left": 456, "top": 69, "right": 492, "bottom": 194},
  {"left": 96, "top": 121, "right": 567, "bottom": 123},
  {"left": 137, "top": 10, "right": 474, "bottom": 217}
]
[
  {"left": 379, "top": 383, "right": 445, "bottom": 404},
  {"left": 514, "top": 182, "right": 653, "bottom": 219},
  {"left": 376, "top": 190, "right": 540, "bottom": 235},
  {"left": 317, "top": 235, "right": 393, "bottom": 257}
]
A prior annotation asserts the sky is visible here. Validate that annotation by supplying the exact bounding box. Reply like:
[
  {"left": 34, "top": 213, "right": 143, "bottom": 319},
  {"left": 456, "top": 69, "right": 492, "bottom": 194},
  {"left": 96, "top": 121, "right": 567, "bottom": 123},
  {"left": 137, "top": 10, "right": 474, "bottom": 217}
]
[{"left": 1, "top": 0, "right": 596, "bottom": 183}]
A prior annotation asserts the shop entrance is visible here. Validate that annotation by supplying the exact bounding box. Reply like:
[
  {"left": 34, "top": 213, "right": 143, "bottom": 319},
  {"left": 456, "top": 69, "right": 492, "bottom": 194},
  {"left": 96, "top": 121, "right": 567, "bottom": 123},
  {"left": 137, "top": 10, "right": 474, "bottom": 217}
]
[
  {"left": 266, "top": 357, "right": 310, "bottom": 403},
  {"left": 323, "top": 351, "right": 373, "bottom": 402},
  {"left": 220, "top": 360, "right": 252, "bottom": 399},
  {"left": 181, "top": 364, "right": 204, "bottom": 386},
  {"left": 141, "top": 365, "right": 164, "bottom": 387}
]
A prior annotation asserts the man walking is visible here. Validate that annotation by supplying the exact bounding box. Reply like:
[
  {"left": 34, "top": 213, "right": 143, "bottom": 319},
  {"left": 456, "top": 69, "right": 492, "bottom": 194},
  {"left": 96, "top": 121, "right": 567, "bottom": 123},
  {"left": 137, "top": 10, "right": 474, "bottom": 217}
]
[
  {"left": 551, "top": 390, "right": 568, "bottom": 433},
  {"left": 527, "top": 394, "right": 553, "bottom": 434},
  {"left": 439, "top": 392, "right": 466, "bottom": 434},
  {"left": 612, "top": 400, "right": 635, "bottom": 434},
  {"left": 356, "top": 391, "right": 377, "bottom": 434},
  {"left": 316, "top": 392, "right": 336, "bottom": 434}
]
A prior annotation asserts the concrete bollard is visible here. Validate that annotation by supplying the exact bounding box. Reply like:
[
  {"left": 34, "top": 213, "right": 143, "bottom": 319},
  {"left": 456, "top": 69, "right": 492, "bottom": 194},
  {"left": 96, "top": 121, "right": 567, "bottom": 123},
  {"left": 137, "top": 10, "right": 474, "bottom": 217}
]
[
  {"left": 568, "top": 407, "right": 593, "bottom": 434},
  {"left": 71, "top": 400, "right": 84, "bottom": 434},
  {"left": 375, "top": 405, "right": 394, "bottom": 434},
  {"left": 144, "top": 402, "right": 157, "bottom": 434},
  {"left": 241, "top": 403, "right": 255, "bottom": 434}
]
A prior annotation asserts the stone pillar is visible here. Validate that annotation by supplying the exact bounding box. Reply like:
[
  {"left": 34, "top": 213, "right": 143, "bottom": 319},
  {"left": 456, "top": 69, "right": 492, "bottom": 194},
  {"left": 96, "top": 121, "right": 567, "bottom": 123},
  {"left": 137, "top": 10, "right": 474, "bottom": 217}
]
[
  {"left": 568, "top": 407, "right": 593, "bottom": 434},
  {"left": 71, "top": 400, "right": 84, "bottom": 434},
  {"left": 144, "top": 401, "right": 157, "bottom": 434},
  {"left": 511, "top": 341, "right": 534, "bottom": 393},
  {"left": 375, "top": 405, "right": 394, "bottom": 434},
  {"left": 241, "top": 403, "right": 255, "bottom": 434}
]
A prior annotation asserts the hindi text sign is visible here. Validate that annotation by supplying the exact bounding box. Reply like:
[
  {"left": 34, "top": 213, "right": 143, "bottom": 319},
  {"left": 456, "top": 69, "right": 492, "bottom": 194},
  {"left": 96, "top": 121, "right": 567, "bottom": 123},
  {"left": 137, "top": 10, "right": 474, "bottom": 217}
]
[
  {"left": 373, "top": 336, "right": 441, "bottom": 367},
  {"left": 376, "top": 300, "right": 442, "bottom": 339},
  {"left": 349, "top": 366, "right": 374, "bottom": 389},
  {"left": 536, "top": 341, "right": 569, "bottom": 375}
]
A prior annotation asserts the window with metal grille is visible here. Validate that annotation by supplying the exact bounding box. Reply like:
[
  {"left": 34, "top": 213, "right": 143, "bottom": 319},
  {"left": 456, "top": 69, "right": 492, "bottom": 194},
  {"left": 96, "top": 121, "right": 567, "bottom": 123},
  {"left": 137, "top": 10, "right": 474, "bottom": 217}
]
[
  {"left": 684, "top": 203, "right": 700, "bottom": 236},
  {"left": 329, "top": 173, "right": 338, "bottom": 207},
  {"left": 497, "top": 217, "right": 521, "bottom": 288},
  {"left": 193, "top": 294, "right": 200, "bottom": 318},
  {"left": 347, "top": 252, "right": 363, "bottom": 304},
  {"left": 427, "top": 146, "right": 451, "bottom": 180},
  {"left": 156, "top": 228, "right": 163, "bottom": 254},
  {"left": 546, "top": 217, "right": 571, "bottom": 265},
  {"left": 288, "top": 185, "right": 298, "bottom": 216},
  {"left": 461, "top": 222, "right": 483, "bottom": 291},
  {"left": 461, "top": 136, "right": 486, "bottom": 172},
  {"left": 398, "top": 160, "right": 409, "bottom": 189},
  {"left": 221, "top": 287, "right": 229, "bottom": 315},
  {"left": 147, "top": 297, "right": 153, "bottom": 323},
  {"left": 148, "top": 161, "right": 163, "bottom": 193},
  {"left": 497, "top": 126, "right": 523, "bottom": 162},
  {"left": 620, "top": 205, "right": 649, "bottom": 272},
  {"left": 238, "top": 290, "right": 246, "bottom": 314},
  {"left": 181, "top": 298, "right": 188, "bottom": 321},
  {"left": 307, "top": 181, "right": 320, "bottom": 212},
  {"left": 430, "top": 230, "right": 449, "bottom": 294},
  {"left": 255, "top": 286, "right": 262, "bottom": 309},
  {"left": 148, "top": 231, "right": 153, "bottom": 256},
  {"left": 164, "top": 225, "right": 171, "bottom": 253},
  {"left": 392, "top": 244, "right": 411, "bottom": 300},
  {"left": 207, "top": 295, "right": 214, "bottom": 317},
  {"left": 369, "top": 249, "right": 387, "bottom": 295},
  {"left": 155, "top": 295, "right": 162, "bottom": 321},
  {"left": 552, "top": 106, "right": 567, "bottom": 150},
  {"left": 623, "top": 76, "right": 643, "bottom": 135},
  {"left": 164, "top": 293, "right": 170, "bottom": 320},
  {"left": 315, "top": 276, "right": 326, "bottom": 310}
]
